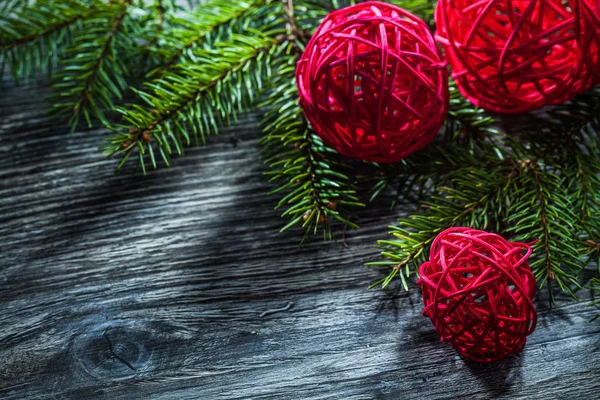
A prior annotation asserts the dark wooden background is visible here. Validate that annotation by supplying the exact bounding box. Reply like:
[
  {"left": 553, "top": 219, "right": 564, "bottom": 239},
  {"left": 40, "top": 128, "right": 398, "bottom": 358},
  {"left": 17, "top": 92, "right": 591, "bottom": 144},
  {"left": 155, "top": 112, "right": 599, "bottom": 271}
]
[{"left": 1, "top": 75, "right": 599, "bottom": 400}]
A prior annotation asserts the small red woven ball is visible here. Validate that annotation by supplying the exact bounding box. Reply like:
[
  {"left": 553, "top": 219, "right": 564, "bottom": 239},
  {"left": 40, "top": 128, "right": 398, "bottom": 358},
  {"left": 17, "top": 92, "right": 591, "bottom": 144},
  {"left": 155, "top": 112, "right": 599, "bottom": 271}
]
[
  {"left": 435, "top": 0, "right": 595, "bottom": 114},
  {"left": 417, "top": 227, "right": 537, "bottom": 363},
  {"left": 296, "top": 1, "right": 449, "bottom": 163}
]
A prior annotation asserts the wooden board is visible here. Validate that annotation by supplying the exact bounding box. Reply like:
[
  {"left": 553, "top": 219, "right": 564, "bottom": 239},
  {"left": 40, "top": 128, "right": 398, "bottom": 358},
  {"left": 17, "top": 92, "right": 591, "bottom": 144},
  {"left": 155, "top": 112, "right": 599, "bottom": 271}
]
[{"left": 1, "top": 77, "right": 599, "bottom": 400}]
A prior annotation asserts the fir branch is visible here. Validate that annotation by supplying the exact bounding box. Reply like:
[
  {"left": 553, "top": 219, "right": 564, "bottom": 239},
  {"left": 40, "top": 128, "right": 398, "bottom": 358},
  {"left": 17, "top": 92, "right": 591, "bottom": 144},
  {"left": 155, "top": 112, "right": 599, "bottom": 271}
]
[
  {"left": 587, "top": 197, "right": 600, "bottom": 317},
  {"left": 0, "top": 0, "right": 20, "bottom": 15},
  {"left": 260, "top": 73, "right": 363, "bottom": 243},
  {"left": 72, "top": 4, "right": 128, "bottom": 119},
  {"left": 507, "top": 164, "right": 583, "bottom": 301},
  {"left": 146, "top": 0, "right": 270, "bottom": 79},
  {"left": 145, "top": 0, "right": 168, "bottom": 49},
  {"left": 124, "top": 0, "right": 181, "bottom": 77},
  {"left": 48, "top": 0, "right": 135, "bottom": 130},
  {"left": 546, "top": 93, "right": 600, "bottom": 224},
  {"left": 507, "top": 89, "right": 600, "bottom": 300},
  {"left": 292, "top": 0, "right": 331, "bottom": 32},
  {"left": 0, "top": 8, "right": 80, "bottom": 51},
  {"left": 590, "top": 277, "right": 600, "bottom": 321},
  {"left": 444, "top": 79, "right": 499, "bottom": 144},
  {"left": 370, "top": 88, "right": 600, "bottom": 302},
  {"left": 107, "top": 33, "right": 279, "bottom": 172},
  {"left": 260, "top": 0, "right": 363, "bottom": 244},
  {"left": 0, "top": 0, "right": 94, "bottom": 83},
  {"left": 367, "top": 154, "right": 514, "bottom": 290},
  {"left": 137, "top": 0, "right": 173, "bottom": 54}
]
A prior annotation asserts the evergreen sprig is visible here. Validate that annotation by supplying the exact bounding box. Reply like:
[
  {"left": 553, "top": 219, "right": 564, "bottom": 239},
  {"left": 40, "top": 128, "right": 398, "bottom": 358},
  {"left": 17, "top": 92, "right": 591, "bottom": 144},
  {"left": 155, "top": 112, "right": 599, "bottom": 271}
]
[
  {"left": 106, "top": 32, "right": 279, "bottom": 172},
  {"left": 0, "top": 0, "right": 94, "bottom": 84},
  {"left": 0, "top": 0, "right": 20, "bottom": 15},
  {"left": 48, "top": 0, "right": 136, "bottom": 130},
  {"left": 367, "top": 143, "right": 513, "bottom": 290},
  {"left": 259, "top": 0, "right": 364, "bottom": 243},
  {"left": 260, "top": 45, "right": 364, "bottom": 243},
  {"left": 370, "top": 88, "right": 600, "bottom": 303},
  {"left": 125, "top": 0, "right": 179, "bottom": 75},
  {"left": 146, "top": 0, "right": 271, "bottom": 79}
]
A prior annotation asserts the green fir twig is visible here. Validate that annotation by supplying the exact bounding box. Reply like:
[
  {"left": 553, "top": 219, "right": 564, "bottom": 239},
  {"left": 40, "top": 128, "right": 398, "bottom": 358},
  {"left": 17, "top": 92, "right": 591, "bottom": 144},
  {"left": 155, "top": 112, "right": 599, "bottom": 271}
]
[
  {"left": 48, "top": 0, "right": 135, "bottom": 130},
  {"left": 370, "top": 87, "right": 600, "bottom": 304},
  {"left": 260, "top": 0, "right": 363, "bottom": 243},
  {"left": 107, "top": 32, "right": 280, "bottom": 172}
]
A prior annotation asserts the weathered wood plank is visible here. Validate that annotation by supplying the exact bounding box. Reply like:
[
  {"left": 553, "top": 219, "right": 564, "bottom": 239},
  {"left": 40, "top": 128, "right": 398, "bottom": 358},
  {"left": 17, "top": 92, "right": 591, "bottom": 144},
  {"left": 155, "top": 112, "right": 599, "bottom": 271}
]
[{"left": 1, "top": 77, "right": 599, "bottom": 399}]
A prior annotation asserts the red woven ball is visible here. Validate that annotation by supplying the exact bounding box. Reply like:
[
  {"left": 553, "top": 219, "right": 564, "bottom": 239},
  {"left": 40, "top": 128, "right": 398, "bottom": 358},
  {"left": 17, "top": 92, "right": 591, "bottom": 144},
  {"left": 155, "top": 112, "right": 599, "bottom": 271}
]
[
  {"left": 435, "top": 0, "right": 595, "bottom": 114},
  {"left": 581, "top": 0, "right": 600, "bottom": 83},
  {"left": 417, "top": 227, "right": 537, "bottom": 363},
  {"left": 296, "top": 1, "right": 449, "bottom": 163}
]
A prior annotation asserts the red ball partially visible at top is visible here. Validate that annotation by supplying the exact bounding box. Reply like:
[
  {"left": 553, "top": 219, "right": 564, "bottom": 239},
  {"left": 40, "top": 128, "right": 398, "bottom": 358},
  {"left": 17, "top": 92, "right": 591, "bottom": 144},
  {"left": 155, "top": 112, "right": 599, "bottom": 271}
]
[
  {"left": 581, "top": 0, "right": 600, "bottom": 83},
  {"left": 296, "top": 1, "right": 448, "bottom": 163},
  {"left": 435, "top": 0, "right": 597, "bottom": 114},
  {"left": 418, "top": 227, "right": 538, "bottom": 363}
]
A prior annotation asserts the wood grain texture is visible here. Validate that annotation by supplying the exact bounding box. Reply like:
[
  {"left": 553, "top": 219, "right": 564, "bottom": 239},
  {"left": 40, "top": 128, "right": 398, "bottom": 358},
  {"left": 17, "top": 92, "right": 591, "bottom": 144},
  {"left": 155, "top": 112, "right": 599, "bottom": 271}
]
[{"left": 1, "top": 76, "right": 599, "bottom": 400}]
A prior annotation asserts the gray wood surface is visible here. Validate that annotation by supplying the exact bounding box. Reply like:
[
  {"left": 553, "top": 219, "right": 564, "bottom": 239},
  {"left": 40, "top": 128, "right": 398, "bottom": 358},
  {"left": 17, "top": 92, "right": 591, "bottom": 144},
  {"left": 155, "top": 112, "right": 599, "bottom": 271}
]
[{"left": 1, "top": 77, "right": 599, "bottom": 400}]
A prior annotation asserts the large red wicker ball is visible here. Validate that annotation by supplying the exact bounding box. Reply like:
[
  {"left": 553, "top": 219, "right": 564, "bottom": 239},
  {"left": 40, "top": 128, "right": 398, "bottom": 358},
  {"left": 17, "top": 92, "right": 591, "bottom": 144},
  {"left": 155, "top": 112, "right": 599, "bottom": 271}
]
[
  {"left": 435, "top": 0, "right": 595, "bottom": 114},
  {"left": 581, "top": 0, "right": 600, "bottom": 83},
  {"left": 418, "top": 227, "right": 537, "bottom": 363},
  {"left": 296, "top": 1, "right": 449, "bottom": 163}
]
